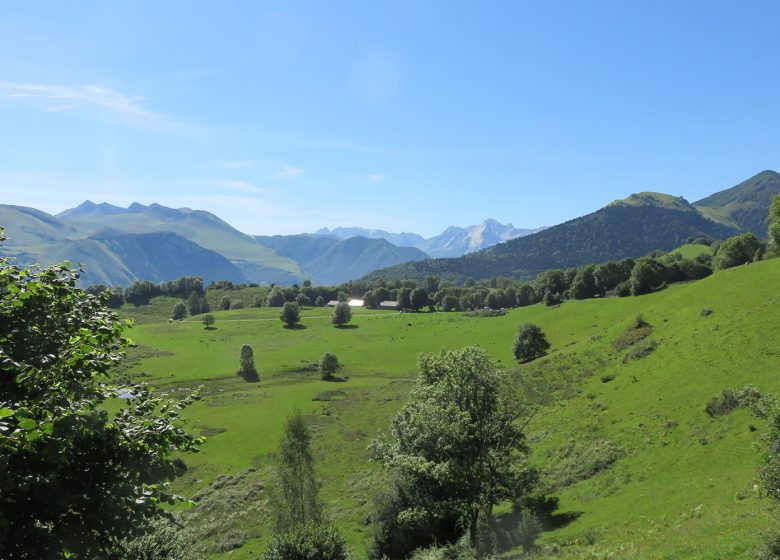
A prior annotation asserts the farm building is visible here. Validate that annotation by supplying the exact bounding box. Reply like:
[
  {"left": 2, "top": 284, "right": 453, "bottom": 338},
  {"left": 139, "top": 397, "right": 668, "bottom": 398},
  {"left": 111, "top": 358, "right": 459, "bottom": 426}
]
[{"left": 379, "top": 301, "right": 398, "bottom": 310}]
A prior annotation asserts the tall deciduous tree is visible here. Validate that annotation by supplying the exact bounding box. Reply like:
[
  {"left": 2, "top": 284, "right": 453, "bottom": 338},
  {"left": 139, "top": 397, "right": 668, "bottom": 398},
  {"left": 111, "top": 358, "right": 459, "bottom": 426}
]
[
  {"left": 280, "top": 302, "right": 301, "bottom": 327},
  {"left": 370, "top": 346, "right": 535, "bottom": 550},
  {"left": 714, "top": 233, "right": 762, "bottom": 270},
  {"left": 409, "top": 288, "right": 428, "bottom": 312},
  {"left": 513, "top": 323, "right": 550, "bottom": 363},
  {"left": 270, "top": 410, "right": 322, "bottom": 531},
  {"left": 332, "top": 302, "right": 352, "bottom": 326},
  {"left": 0, "top": 229, "right": 201, "bottom": 559}
]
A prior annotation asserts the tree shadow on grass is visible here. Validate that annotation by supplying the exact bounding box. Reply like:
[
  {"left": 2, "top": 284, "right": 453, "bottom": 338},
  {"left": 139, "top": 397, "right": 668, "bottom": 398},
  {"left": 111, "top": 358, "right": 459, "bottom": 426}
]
[
  {"left": 334, "top": 324, "right": 359, "bottom": 329},
  {"left": 321, "top": 376, "right": 348, "bottom": 382},
  {"left": 237, "top": 369, "right": 259, "bottom": 382},
  {"left": 283, "top": 323, "right": 307, "bottom": 330}
]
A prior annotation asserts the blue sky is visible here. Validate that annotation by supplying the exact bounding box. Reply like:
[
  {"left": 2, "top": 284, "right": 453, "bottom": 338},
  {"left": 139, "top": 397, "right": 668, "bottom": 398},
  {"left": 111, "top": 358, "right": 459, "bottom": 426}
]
[{"left": 1, "top": 1, "right": 778, "bottom": 237}]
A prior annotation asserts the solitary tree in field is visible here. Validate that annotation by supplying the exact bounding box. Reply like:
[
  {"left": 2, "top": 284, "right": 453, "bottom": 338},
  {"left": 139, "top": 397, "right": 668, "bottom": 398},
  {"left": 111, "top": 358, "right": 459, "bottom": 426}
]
[
  {"left": 280, "top": 302, "right": 301, "bottom": 327},
  {"left": 270, "top": 410, "right": 322, "bottom": 531},
  {"left": 513, "top": 322, "right": 550, "bottom": 363},
  {"left": 370, "top": 346, "right": 535, "bottom": 551},
  {"left": 171, "top": 302, "right": 186, "bottom": 320},
  {"left": 315, "top": 296, "right": 325, "bottom": 307},
  {"left": 319, "top": 352, "right": 341, "bottom": 380},
  {"left": 409, "top": 288, "right": 428, "bottom": 312},
  {"left": 202, "top": 313, "right": 215, "bottom": 329},
  {"left": 237, "top": 344, "right": 259, "bottom": 381},
  {"left": 332, "top": 302, "right": 352, "bottom": 327},
  {"left": 296, "top": 293, "right": 311, "bottom": 307}
]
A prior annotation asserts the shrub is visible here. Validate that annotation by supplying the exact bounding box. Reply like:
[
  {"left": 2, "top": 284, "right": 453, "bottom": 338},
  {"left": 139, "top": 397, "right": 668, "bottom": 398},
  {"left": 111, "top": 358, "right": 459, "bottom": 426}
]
[
  {"left": 545, "top": 439, "right": 623, "bottom": 489},
  {"left": 700, "top": 307, "right": 713, "bottom": 317},
  {"left": 623, "top": 338, "right": 657, "bottom": 361},
  {"left": 263, "top": 522, "right": 350, "bottom": 560},
  {"left": 514, "top": 513, "right": 543, "bottom": 553},
  {"left": 600, "top": 374, "right": 616, "bottom": 383},
  {"left": 612, "top": 319, "right": 653, "bottom": 351},
  {"left": 705, "top": 386, "right": 761, "bottom": 417},
  {"left": 121, "top": 518, "right": 191, "bottom": 559},
  {"left": 614, "top": 281, "right": 631, "bottom": 297},
  {"left": 319, "top": 352, "right": 341, "bottom": 380}
]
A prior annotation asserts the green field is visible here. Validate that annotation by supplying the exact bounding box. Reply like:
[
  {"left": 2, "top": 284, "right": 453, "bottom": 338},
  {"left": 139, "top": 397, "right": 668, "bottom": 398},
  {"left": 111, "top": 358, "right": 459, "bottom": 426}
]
[{"left": 116, "top": 258, "right": 780, "bottom": 558}]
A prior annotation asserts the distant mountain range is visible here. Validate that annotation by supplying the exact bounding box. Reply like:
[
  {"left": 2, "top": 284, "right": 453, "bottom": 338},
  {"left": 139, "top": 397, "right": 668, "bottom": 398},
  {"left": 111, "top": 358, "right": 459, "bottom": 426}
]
[
  {"left": 363, "top": 170, "right": 780, "bottom": 283},
  {"left": 255, "top": 234, "right": 428, "bottom": 285},
  {"left": 314, "top": 219, "right": 545, "bottom": 258},
  {"left": 1, "top": 170, "right": 777, "bottom": 287}
]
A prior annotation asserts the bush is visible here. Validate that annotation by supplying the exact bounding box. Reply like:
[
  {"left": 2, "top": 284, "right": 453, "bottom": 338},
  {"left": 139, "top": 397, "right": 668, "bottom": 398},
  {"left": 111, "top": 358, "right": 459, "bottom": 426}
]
[
  {"left": 319, "top": 352, "right": 341, "bottom": 380},
  {"left": 514, "top": 513, "right": 543, "bottom": 553},
  {"left": 202, "top": 314, "right": 215, "bottom": 329},
  {"left": 263, "top": 522, "right": 350, "bottom": 560},
  {"left": 121, "top": 518, "right": 191, "bottom": 559},
  {"left": 545, "top": 439, "right": 623, "bottom": 489},
  {"left": 614, "top": 280, "right": 631, "bottom": 297},
  {"left": 623, "top": 338, "right": 657, "bottom": 361},
  {"left": 409, "top": 536, "right": 476, "bottom": 560},
  {"left": 705, "top": 386, "right": 761, "bottom": 417}
]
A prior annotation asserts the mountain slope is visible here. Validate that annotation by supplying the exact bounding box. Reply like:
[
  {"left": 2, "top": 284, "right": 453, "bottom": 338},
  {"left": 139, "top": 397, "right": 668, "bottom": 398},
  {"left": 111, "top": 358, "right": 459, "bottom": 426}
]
[
  {"left": 694, "top": 170, "right": 780, "bottom": 236},
  {"left": 57, "top": 201, "right": 304, "bottom": 284},
  {"left": 256, "top": 234, "right": 428, "bottom": 284},
  {"left": 0, "top": 204, "right": 80, "bottom": 246},
  {"left": 364, "top": 193, "right": 739, "bottom": 283},
  {"left": 4, "top": 229, "right": 248, "bottom": 287}
]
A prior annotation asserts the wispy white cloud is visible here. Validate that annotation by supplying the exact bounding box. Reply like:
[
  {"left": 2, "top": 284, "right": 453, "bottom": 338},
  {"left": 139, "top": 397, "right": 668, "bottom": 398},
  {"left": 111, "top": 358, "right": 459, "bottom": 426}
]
[
  {"left": 276, "top": 165, "right": 304, "bottom": 179},
  {"left": 0, "top": 81, "right": 151, "bottom": 116},
  {"left": 208, "top": 159, "right": 257, "bottom": 169},
  {"left": 215, "top": 179, "right": 270, "bottom": 194},
  {"left": 367, "top": 173, "right": 385, "bottom": 182}
]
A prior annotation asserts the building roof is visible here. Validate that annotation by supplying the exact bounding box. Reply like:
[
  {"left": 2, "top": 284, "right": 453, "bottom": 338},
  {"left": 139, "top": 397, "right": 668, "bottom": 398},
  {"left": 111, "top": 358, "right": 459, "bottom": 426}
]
[{"left": 348, "top": 299, "right": 364, "bottom": 307}]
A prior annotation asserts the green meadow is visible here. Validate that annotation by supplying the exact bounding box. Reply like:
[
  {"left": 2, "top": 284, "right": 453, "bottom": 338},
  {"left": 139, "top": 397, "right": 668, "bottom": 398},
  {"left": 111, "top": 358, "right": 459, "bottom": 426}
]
[{"left": 116, "top": 257, "right": 780, "bottom": 559}]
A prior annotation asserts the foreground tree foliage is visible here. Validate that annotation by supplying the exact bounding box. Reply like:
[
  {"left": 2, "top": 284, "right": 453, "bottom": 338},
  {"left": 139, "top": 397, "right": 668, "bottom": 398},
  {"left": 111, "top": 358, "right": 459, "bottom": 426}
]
[
  {"left": 0, "top": 229, "right": 202, "bottom": 559},
  {"left": 370, "top": 346, "right": 536, "bottom": 553}
]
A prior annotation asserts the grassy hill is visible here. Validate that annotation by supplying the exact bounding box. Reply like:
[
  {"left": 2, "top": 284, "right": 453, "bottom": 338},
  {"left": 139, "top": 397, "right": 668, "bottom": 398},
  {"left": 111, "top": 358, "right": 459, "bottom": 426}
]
[
  {"left": 113, "top": 256, "right": 780, "bottom": 558},
  {"left": 695, "top": 170, "right": 780, "bottom": 235}
]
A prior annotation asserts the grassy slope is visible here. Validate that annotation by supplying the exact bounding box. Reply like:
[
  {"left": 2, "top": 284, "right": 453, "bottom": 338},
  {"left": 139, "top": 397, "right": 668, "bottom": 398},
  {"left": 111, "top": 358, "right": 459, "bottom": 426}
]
[
  {"left": 117, "top": 259, "right": 780, "bottom": 559},
  {"left": 670, "top": 243, "right": 714, "bottom": 259}
]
